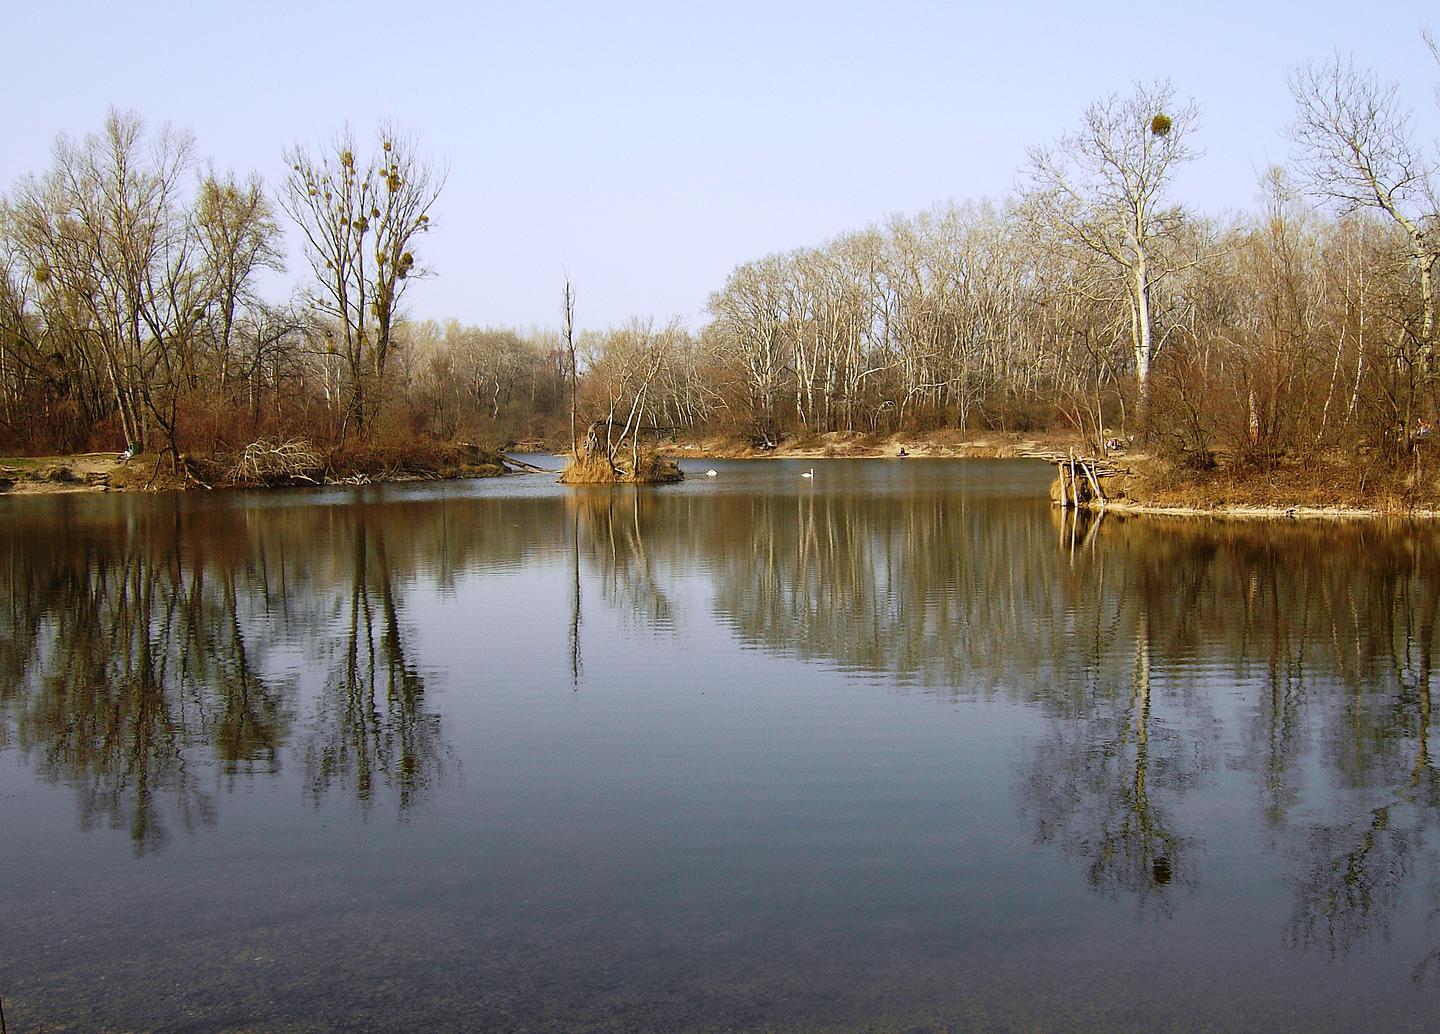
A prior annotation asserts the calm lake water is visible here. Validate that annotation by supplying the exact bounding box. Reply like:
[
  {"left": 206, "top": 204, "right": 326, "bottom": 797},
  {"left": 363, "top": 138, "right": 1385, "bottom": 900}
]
[{"left": 1, "top": 458, "right": 1438, "bottom": 1032}]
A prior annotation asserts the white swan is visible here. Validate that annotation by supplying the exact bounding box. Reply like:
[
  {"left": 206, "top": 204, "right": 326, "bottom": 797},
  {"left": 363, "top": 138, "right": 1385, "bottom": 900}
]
[
  {"left": 706, "top": 469, "right": 718, "bottom": 477},
  {"left": 801, "top": 468, "right": 814, "bottom": 478}
]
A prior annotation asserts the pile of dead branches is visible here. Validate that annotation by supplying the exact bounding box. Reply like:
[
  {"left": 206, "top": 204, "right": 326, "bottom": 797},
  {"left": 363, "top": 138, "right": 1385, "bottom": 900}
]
[{"left": 228, "top": 437, "right": 324, "bottom": 486}]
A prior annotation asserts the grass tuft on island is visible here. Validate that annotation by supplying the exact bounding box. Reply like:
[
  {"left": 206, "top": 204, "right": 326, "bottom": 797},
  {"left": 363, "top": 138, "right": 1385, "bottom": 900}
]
[{"left": 559, "top": 449, "right": 683, "bottom": 485}]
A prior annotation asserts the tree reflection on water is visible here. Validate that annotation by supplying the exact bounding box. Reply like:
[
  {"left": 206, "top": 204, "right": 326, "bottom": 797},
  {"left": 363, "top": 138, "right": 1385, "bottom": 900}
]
[
  {"left": 0, "top": 493, "right": 453, "bottom": 853},
  {"left": 657, "top": 493, "right": 1440, "bottom": 964},
  {"left": 0, "top": 498, "right": 284, "bottom": 852},
  {"left": 1, "top": 477, "right": 1438, "bottom": 974},
  {"left": 1019, "top": 613, "right": 1204, "bottom": 911}
]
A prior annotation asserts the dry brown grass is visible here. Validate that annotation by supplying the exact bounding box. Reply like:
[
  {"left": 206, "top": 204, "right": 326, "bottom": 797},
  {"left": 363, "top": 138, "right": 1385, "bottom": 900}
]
[
  {"left": 323, "top": 437, "right": 505, "bottom": 482},
  {"left": 123, "top": 435, "right": 509, "bottom": 490},
  {"left": 559, "top": 449, "right": 682, "bottom": 485},
  {"left": 1079, "top": 452, "right": 1440, "bottom": 515}
]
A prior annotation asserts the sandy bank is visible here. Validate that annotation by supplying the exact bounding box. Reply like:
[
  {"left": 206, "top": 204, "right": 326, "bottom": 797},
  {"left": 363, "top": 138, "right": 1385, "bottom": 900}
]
[{"left": 657, "top": 429, "right": 1072, "bottom": 461}]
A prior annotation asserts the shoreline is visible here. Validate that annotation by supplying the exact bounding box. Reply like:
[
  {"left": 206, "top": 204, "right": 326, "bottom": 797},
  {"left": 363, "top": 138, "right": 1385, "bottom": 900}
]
[
  {"left": 0, "top": 450, "right": 515, "bottom": 498},
  {"left": 656, "top": 429, "right": 1067, "bottom": 461},
  {"left": 1067, "top": 498, "right": 1440, "bottom": 522},
  {"left": 8, "top": 435, "right": 1438, "bottom": 522},
  {"left": 666, "top": 431, "right": 1440, "bottom": 521}
]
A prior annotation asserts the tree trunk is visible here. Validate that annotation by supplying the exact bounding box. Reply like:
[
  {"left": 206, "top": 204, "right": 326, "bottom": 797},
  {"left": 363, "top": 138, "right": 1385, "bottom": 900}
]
[{"left": 1131, "top": 257, "right": 1153, "bottom": 421}]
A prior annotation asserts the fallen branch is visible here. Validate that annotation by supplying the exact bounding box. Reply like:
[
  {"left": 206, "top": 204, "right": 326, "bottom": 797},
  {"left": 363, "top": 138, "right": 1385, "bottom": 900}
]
[{"left": 229, "top": 437, "right": 324, "bottom": 485}]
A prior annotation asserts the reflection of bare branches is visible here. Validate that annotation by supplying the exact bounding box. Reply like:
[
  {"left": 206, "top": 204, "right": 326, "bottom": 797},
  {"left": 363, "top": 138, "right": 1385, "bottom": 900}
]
[
  {"left": 570, "top": 504, "right": 583, "bottom": 687},
  {"left": 690, "top": 494, "right": 1440, "bottom": 923},
  {"left": 2, "top": 491, "right": 553, "bottom": 851},
  {"left": 1020, "top": 622, "right": 1202, "bottom": 912},
  {"left": 1286, "top": 561, "right": 1438, "bottom": 979},
  {"left": 1288, "top": 687, "right": 1438, "bottom": 978},
  {"left": 1290, "top": 804, "right": 1415, "bottom": 957},
  {"left": 1251, "top": 574, "right": 1310, "bottom": 831},
  {"left": 710, "top": 489, "right": 1107, "bottom": 692},
  {"left": 303, "top": 521, "right": 447, "bottom": 813},
  {"left": 568, "top": 491, "right": 674, "bottom": 631},
  {"left": 0, "top": 513, "right": 292, "bottom": 854}
]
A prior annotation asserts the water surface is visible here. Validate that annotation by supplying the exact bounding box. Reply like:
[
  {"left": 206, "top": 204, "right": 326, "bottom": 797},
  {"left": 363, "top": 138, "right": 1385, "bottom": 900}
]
[{"left": 1, "top": 458, "right": 1437, "bottom": 1031}]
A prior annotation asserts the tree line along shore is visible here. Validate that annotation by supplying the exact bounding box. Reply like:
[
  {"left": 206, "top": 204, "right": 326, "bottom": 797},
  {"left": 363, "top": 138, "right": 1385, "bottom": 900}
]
[{"left": 2, "top": 38, "right": 1437, "bottom": 503}]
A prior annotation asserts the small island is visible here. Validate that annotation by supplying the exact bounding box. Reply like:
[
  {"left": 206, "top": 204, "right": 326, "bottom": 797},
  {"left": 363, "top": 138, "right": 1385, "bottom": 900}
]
[{"left": 560, "top": 421, "right": 682, "bottom": 485}]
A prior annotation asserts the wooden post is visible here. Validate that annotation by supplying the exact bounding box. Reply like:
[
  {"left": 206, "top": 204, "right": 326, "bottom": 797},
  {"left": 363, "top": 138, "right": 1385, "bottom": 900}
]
[
  {"left": 1083, "top": 460, "right": 1106, "bottom": 508},
  {"left": 1069, "top": 490, "right": 1079, "bottom": 554}
]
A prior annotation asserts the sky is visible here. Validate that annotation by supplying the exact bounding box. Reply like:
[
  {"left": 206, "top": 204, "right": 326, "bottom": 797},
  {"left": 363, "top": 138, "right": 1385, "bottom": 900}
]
[{"left": 5, "top": 1, "right": 1438, "bottom": 331}]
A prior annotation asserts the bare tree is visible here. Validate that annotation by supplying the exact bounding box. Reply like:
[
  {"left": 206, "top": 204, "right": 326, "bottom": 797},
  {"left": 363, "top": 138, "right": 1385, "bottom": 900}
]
[
  {"left": 193, "top": 171, "right": 283, "bottom": 390},
  {"left": 1023, "top": 80, "right": 1201, "bottom": 412},
  {"left": 709, "top": 256, "right": 790, "bottom": 444},
  {"left": 8, "top": 109, "right": 200, "bottom": 459},
  {"left": 563, "top": 277, "right": 578, "bottom": 455},
  {"left": 1289, "top": 50, "right": 1438, "bottom": 370},
  {"left": 282, "top": 125, "right": 444, "bottom": 438},
  {"left": 572, "top": 319, "right": 678, "bottom": 478}
]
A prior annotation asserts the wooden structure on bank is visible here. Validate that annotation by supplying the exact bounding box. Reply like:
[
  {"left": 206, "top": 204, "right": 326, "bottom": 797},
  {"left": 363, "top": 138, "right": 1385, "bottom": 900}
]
[{"left": 1052, "top": 450, "right": 1126, "bottom": 510}]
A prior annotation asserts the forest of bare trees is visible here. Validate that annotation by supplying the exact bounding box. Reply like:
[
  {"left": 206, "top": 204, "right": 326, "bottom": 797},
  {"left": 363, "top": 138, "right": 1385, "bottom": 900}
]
[{"left": 1, "top": 42, "right": 1436, "bottom": 483}]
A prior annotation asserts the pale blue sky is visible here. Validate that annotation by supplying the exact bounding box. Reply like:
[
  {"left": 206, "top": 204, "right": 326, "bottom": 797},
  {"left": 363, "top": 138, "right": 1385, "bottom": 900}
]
[{"left": 5, "top": 1, "right": 1438, "bottom": 330}]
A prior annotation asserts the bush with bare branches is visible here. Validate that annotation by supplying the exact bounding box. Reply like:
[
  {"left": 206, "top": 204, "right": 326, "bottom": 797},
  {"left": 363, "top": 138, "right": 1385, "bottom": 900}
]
[{"left": 228, "top": 437, "right": 324, "bottom": 486}]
